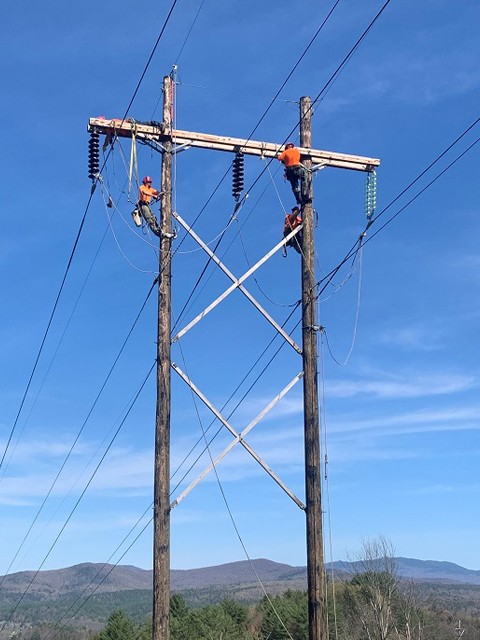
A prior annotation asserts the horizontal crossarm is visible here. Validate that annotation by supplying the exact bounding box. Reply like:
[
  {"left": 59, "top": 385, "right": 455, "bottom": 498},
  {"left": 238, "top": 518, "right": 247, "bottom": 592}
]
[{"left": 88, "top": 117, "right": 380, "bottom": 172}]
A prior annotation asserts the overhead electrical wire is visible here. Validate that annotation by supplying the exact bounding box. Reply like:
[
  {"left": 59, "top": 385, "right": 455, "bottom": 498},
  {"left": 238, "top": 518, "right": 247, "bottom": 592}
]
[
  {"left": 310, "top": 0, "right": 393, "bottom": 111},
  {"left": 238, "top": 0, "right": 394, "bottom": 205},
  {"left": 174, "top": 337, "right": 296, "bottom": 639},
  {"left": 42, "top": 306, "right": 304, "bottom": 637},
  {"left": 0, "top": 0, "right": 181, "bottom": 479},
  {"left": 0, "top": 280, "right": 158, "bottom": 583},
  {"left": 0, "top": 190, "right": 95, "bottom": 477},
  {"left": 0, "top": 226, "right": 109, "bottom": 482},
  {"left": 0, "top": 362, "right": 156, "bottom": 632},
  {"left": 31, "top": 47, "right": 480, "bottom": 640},
  {"left": 44, "top": 512, "right": 154, "bottom": 640},
  {"left": 245, "top": 0, "right": 343, "bottom": 143},
  {"left": 174, "top": 0, "right": 207, "bottom": 65},
  {"left": 168, "top": 0, "right": 393, "bottom": 331},
  {"left": 175, "top": 117, "right": 480, "bottom": 506},
  {"left": 1, "top": 0, "right": 216, "bottom": 600},
  {"left": 318, "top": 336, "right": 340, "bottom": 640},
  {"left": 314, "top": 121, "right": 480, "bottom": 300},
  {"left": 171, "top": 0, "right": 346, "bottom": 330},
  {"left": 9, "top": 0, "right": 476, "bottom": 626},
  {"left": 322, "top": 239, "right": 364, "bottom": 366}
]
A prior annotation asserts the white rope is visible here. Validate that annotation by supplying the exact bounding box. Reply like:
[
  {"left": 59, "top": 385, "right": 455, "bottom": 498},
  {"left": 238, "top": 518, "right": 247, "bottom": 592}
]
[
  {"left": 173, "top": 215, "right": 237, "bottom": 254},
  {"left": 262, "top": 154, "right": 288, "bottom": 215}
]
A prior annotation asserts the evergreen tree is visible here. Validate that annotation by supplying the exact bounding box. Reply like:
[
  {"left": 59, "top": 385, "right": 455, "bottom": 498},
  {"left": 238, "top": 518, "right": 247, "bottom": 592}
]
[{"left": 92, "top": 610, "right": 137, "bottom": 640}]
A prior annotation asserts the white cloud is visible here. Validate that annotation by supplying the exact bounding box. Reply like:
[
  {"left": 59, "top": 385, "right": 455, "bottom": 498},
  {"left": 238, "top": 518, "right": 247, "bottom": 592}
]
[
  {"left": 378, "top": 325, "right": 443, "bottom": 350},
  {"left": 326, "top": 373, "right": 478, "bottom": 399}
]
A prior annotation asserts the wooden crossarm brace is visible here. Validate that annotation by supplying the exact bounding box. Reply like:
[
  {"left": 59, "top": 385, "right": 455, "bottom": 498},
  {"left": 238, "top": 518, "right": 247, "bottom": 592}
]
[
  {"left": 171, "top": 230, "right": 299, "bottom": 343},
  {"left": 173, "top": 211, "right": 302, "bottom": 354},
  {"left": 170, "top": 364, "right": 305, "bottom": 510},
  {"left": 88, "top": 117, "right": 380, "bottom": 172}
]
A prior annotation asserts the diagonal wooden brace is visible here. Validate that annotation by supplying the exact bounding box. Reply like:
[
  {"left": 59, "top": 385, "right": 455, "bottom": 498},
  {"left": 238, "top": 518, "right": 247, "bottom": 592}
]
[
  {"left": 172, "top": 211, "right": 302, "bottom": 354},
  {"left": 171, "top": 363, "right": 305, "bottom": 510},
  {"left": 171, "top": 227, "right": 303, "bottom": 344}
]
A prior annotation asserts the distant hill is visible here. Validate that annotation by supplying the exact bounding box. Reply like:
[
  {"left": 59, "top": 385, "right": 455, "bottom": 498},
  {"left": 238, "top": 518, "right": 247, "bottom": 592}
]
[
  {"left": 330, "top": 557, "right": 480, "bottom": 586},
  {"left": 0, "top": 558, "right": 479, "bottom": 628},
  {"left": 1, "top": 557, "right": 479, "bottom": 601},
  {"left": 0, "top": 556, "right": 479, "bottom": 605}
]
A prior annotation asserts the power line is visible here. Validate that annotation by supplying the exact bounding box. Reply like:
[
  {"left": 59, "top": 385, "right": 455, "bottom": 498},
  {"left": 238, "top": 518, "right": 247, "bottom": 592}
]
[
  {"left": 0, "top": 224, "right": 110, "bottom": 482},
  {"left": 119, "top": 0, "right": 180, "bottom": 125},
  {"left": 0, "top": 279, "right": 157, "bottom": 583},
  {"left": 0, "top": 190, "right": 94, "bottom": 477},
  {"left": 0, "top": 0, "right": 180, "bottom": 481},
  {"left": 38, "top": 121, "right": 480, "bottom": 634},
  {"left": 210, "top": 0, "right": 393, "bottom": 222},
  {"left": 42, "top": 502, "right": 153, "bottom": 640},
  {"left": 171, "top": 0, "right": 345, "bottom": 329},
  {"left": 367, "top": 133, "right": 480, "bottom": 244},
  {"left": 0, "top": 361, "right": 156, "bottom": 632},
  {"left": 314, "top": 118, "right": 480, "bottom": 297},
  {"left": 174, "top": 0, "right": 207, "bottom": 65},
  {"left": 310, "top": 0, "right": 393, "bottom": 110}
]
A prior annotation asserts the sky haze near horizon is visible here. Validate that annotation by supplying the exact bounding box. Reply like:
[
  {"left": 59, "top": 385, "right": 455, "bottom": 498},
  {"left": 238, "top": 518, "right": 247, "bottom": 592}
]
[{"left": 0, "top": 0, "right": 479, "bottom": 578}]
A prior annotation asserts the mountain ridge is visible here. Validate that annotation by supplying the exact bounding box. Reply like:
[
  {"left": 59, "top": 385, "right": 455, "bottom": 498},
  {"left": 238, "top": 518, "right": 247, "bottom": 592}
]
[{"left": 0, "top": 556, "right": 479, "bottom": 600}]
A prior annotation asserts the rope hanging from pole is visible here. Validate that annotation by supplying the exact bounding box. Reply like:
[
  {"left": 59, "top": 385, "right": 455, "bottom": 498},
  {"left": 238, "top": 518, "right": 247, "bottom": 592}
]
[{"left": 128, "top": 129, "right": 139, "bottom": 203}]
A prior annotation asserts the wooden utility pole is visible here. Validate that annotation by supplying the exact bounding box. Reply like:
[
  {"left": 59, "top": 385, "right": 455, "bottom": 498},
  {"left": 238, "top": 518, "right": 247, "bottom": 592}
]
[
  {"left": 87, "top": 94, "right": 379, "bottom": 640},
  {"left": 153, "top": 75, "right": 174, "bottom": 640},
  {"left": 300, "top": 96, "right": 327, "bottom": 640}
]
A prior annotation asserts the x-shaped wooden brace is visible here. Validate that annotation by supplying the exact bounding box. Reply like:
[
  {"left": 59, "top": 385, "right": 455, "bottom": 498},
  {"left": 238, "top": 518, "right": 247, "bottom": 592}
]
[
  {"left": 170, "top": 363, "right": 305, "bottom": 510},
  {"left": 169, "top": 212, "right": 306, "bottom": 510},
  {"left": 171, "top": 211, "right": 303, "bottom": 353}
]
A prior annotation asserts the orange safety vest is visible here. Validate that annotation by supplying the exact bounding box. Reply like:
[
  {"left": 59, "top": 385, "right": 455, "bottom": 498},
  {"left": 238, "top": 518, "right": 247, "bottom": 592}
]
[
  {"left": 138, "top": 184, "right": 160, "bottom": 204},
  {"left": 277, "top": 147, "right": 301, "bottom": 167}
]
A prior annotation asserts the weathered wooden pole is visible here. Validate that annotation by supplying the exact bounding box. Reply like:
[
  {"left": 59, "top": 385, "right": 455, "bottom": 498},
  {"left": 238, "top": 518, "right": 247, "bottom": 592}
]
[
  {"left": 300, "top": 96, "right": 327, "bottom": 640},
  {"left": 153, "top": 75, "right": 174, "bottom": 640}
]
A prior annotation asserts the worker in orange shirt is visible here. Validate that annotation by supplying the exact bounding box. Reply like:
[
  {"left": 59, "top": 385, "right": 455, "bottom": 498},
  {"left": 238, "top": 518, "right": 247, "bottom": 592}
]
[
  {"left": 136, "top": 176, "right": 163, "bottom": 236},
  {"left": 277, "top": 142, "right": 307, "bottom": 205},
  {"left": 283, "top": 206, "right": 303, "bottom": 255}
]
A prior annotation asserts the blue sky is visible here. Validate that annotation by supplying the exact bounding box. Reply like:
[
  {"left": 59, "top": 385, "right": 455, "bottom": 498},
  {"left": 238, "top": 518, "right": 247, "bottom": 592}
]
[{"left": 1, "top": 0, "right": 479, "bottom": 581}]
